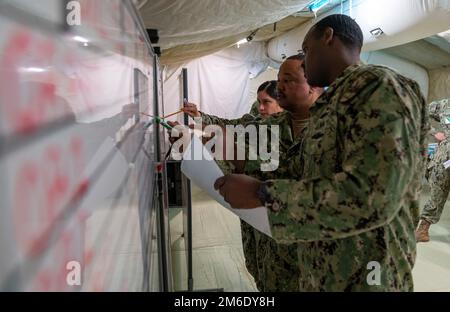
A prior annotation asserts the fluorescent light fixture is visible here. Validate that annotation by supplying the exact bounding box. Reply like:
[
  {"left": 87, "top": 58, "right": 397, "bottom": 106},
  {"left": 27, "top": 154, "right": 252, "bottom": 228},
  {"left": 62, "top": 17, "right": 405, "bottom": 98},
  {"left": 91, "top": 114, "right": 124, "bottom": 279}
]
[
  {"left": 18, "top": 67, "right": 47, "bottom": 73},
  {"left": 236, "top": 38, "right": 248, "bottom": 48},
  {"left": 308, "top": 0, "right": 329, "bottom": 13},
  {"left": 236, "top": 29, "right": 258, "bottom": 47},
  {"left": 73, "top": 35, "right": 89, "bottom": 44}
]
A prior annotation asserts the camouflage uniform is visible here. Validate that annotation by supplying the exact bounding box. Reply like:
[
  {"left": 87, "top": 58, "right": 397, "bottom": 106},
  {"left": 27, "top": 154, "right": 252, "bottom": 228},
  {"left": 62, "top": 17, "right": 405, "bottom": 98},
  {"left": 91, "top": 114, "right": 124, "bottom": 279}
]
[
  {"left": 421, "top": 99, "right": 450, "bottom": 224},
  {"left": 263, "top": 64, "right": 429, "bottom": 291},
  {"left": 249, "top": 100, "right": 260, "bottom": 116},
  {"left": 198, "top": 111, "right": 306, "bottom": 291},
  {"left": 198, "top": 112, "right": 256, "bottom": 175}
]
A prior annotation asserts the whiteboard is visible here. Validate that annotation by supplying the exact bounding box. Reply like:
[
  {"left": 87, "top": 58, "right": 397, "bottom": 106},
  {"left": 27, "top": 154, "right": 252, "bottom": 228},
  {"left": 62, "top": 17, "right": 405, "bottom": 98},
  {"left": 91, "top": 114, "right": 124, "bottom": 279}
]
[{"left": 0, "top": 0, "right": 161, "bottom": 291}]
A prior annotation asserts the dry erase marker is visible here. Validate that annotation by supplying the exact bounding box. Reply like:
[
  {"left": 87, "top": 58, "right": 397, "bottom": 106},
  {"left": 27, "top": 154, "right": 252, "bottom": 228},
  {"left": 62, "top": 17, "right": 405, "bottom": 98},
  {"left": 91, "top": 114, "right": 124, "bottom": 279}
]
[{"left": 154, "top": 116, "right": 173, "bottom": 130}]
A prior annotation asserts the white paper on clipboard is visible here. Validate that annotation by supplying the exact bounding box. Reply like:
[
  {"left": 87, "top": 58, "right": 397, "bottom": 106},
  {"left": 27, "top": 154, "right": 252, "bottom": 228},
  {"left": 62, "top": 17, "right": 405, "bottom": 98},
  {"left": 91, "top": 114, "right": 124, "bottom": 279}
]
[{"left": 180, "top": 135, "right": 272, "bottom": 237}]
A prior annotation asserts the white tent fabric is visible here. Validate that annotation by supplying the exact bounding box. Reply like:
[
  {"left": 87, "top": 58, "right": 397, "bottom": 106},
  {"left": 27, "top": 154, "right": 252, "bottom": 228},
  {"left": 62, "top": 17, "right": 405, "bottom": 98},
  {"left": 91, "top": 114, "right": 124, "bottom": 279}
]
[
  {"left": 163, "top": 42, "right": 270, "bottom": 123},
  {"left": 247, "top": 67, "right": 279, "bottom": 108},
  {"left": 156, "top": 0, "right": 447, "bottom": 121},
  {"left": 140, "top": 0, "right": 310, "bottom": 50}
]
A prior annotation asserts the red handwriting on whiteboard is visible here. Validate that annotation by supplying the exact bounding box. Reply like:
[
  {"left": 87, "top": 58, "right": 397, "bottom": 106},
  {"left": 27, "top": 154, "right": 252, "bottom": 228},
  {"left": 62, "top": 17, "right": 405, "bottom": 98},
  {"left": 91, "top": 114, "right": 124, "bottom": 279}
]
[
  {"left": 79, "top": 0, "right": 109, "bottom": 39},
  {"left": 0, "top": 29, "right": 58, "bottom": 135},
  {"left": 12, "top": 137, "right": 88, "bottom": 291},
  {"left": 30, "top": 224, "right": 85, "bottom": 292}
]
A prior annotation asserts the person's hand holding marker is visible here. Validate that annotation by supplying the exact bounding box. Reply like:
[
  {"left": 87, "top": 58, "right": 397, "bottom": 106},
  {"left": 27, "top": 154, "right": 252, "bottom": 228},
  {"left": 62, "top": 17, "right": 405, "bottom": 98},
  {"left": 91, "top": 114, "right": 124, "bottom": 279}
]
[{"left": 181, "top": 99, "right": 201, "bottom": 118}]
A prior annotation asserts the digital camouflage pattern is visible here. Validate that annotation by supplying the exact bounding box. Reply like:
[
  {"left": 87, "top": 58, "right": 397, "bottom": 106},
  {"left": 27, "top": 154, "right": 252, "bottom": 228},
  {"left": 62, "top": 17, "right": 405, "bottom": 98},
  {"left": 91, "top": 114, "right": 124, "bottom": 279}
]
[
  {"left": 198, "top": 110, "right": 307, "bottom": 291},
  {"left": 241, "top": 112, "right": 307, "bottom": 292},
  {"left": 249, "top": 100, "right": 260, "bottom": 117},
  {"left": 265, "top": 64, "right": 429, "bottom": 291},
  {"left": 421, "top": 98, "right": 450, "bottom": 224},
  {"left": 198, "top": 112, "right": 256, "bottom": 175},
  {"left": 199, "top": 111, "right": 257, "bottom": 126},
  {"left": 428, "top": 98, "right": 450, "bottom": 138}
]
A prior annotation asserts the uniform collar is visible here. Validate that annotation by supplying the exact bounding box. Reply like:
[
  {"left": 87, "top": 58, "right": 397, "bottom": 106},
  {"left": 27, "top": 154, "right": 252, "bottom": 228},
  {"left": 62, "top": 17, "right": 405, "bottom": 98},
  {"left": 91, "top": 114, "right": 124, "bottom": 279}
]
[{"left": 310, "top": 62, "right": 363, "bottom": 111}]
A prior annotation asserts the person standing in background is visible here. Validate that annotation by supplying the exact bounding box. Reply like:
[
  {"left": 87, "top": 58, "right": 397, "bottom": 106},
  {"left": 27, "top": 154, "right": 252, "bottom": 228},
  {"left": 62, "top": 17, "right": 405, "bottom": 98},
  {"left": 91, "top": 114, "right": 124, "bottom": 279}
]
[{"left": 416, "top": 98, "right": 450, "bottom": 242}]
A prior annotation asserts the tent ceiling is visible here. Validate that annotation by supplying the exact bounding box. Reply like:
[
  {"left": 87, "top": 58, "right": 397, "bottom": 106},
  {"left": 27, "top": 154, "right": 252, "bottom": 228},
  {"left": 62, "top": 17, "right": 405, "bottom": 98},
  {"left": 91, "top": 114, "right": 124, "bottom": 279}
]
[
  {"left": 158, "top": 15, "right": 311, "bottom": 65},
  {"left": 381, "top": 33, "right": 450, "bottom": 70},
  {"left": 139, "top": 0, "right": 313, "bottom": 64},
  {"left": 139, "top": 0, "right": 450, "bottom": 67}
]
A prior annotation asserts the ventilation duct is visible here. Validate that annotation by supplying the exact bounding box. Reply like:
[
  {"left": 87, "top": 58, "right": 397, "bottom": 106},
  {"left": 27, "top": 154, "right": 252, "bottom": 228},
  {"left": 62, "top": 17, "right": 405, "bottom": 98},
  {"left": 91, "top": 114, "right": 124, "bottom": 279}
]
[{"left": 268, "top": 0, "right": 450, "bottom": 62}]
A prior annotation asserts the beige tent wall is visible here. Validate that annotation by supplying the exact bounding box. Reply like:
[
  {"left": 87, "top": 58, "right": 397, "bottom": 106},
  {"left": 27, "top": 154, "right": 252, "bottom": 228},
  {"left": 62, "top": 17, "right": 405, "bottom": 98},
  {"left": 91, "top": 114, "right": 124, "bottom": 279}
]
[{"left": 428, "top": 66, "right": 450, "bottom": 102}]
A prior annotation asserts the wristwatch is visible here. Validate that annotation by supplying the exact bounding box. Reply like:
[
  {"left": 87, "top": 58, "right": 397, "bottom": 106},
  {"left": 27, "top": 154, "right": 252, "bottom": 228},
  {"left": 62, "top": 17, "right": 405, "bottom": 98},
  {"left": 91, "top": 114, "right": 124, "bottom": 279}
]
[{"left": 256, "top": 182, "right": 280, "bottom": 212}]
